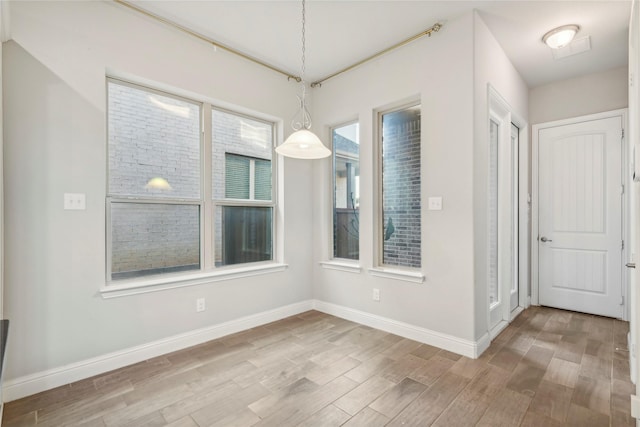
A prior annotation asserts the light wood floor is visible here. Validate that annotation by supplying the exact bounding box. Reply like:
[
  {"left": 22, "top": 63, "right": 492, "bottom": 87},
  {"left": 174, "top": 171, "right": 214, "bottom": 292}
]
[{"left": 3, "top": 306, "right": 635, "bottom": 427}]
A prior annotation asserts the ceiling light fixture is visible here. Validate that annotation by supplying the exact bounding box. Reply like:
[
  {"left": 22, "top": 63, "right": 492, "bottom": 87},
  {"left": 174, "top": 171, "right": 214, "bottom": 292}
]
[
  {"left": 542, "top": 24, "right": 580, "bottom": 49},
  {"left": 275, "top": 0, "right": 331, "bottom": 160}
]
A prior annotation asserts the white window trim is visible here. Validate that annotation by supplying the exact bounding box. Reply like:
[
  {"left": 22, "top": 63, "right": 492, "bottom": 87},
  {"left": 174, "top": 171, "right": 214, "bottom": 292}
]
[
  {"left": 373, "top": 97, "right": 424, "bottom": 273},
  {"left": 100, "top": 262, "right": 288, "bottom": 298},
  {"left": 368, "top": 267, "right": 425, "bottom": 284},
  {"left": 329, "top": 120, "right": 361, "bottom": 264},
  {"left": 105, "top": 77, "right": 282, "bottom": 294},
  {"left": 320, "top": 260, "right": 361, "bottom": 274}
]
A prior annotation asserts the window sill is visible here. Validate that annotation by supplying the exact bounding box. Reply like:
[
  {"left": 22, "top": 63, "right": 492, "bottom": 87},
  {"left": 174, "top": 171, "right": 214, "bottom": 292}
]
[
  {"left": 100, "top": 263, "right": 288, "bottom": 298},
  {"left": 319, "top": 260, "right": 362, "bottom": 274},
  {"left": 368, "top": 267, "right": 425, "bottom": 284}
]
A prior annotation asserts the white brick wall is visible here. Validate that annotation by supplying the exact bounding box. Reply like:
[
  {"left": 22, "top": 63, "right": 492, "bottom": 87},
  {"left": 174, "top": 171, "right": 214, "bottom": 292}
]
[
  {"left": 108, "top": 83, "right": 200, "bottom": 199},
  {"left": 110, "top": 203, "right": 200, "bottom": 275}
]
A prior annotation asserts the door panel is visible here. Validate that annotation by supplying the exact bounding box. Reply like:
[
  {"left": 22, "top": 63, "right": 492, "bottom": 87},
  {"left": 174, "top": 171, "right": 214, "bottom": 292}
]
[
  {"left": 510, "top": 123, "right": 519, "bottom": 313},
  {"left": 538, "top": 116, "right": 622, "bottom": 318},
  {"left": 489, "top": 118, "right": 519, "bottom": 331}
]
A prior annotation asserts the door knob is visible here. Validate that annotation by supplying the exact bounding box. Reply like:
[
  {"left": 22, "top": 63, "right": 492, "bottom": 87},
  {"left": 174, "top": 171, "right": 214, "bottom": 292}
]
[
  {"left": 540, "top": 236, "right": 552, "bottom": 242},
  {"left": 627, "top": 263, "right": 636, "bottom": 269}
]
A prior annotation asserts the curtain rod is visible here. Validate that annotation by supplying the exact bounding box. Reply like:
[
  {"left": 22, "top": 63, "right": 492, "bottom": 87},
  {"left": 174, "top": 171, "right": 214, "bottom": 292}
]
[
  {"left": 113, "top": 0, "right": 301, "bottom": 82},
  {"left": 310, "top": 22, "right": 442, "bottom": 88},
  {"left": 114, "top": 0, "right": 442, "bottom": 89}
]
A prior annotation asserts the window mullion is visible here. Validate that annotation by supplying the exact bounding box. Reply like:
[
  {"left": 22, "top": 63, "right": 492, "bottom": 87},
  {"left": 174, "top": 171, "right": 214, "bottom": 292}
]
[
  {"left": 202, "top": 103, "right": 213, "bottom": 270},
  {"left": 249, "top": 159, "right": 256, "bottom": 200}
]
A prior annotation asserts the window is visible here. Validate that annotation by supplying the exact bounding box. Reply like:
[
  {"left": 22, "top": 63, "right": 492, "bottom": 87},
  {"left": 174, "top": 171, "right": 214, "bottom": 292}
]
[
  {"left": 332, "top": 122, "right": 360, "bottom": 260},
  {"left": 107, "top": 80, "right": 202, "bottom": 280},
  {"left": 213, "top": 108, "right": 274, "bottom": 267},
  {"left": 488, "top": 119, "right": 499, "bottom": 306},
  {"left": 107, "top": 79, "right": 276, "bottom": 282},
  {"left": 380, "top": 104, "right": 421, "bottom": 268}
]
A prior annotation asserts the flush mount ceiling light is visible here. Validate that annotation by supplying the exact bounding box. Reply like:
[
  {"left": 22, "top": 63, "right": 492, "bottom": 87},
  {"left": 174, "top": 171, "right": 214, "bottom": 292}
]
[
  {"left": 275, "top": 0, "right": 331, "bottom": 160},
  {"left": 542, "top": 24, "right": 580, "bottom": 49}
]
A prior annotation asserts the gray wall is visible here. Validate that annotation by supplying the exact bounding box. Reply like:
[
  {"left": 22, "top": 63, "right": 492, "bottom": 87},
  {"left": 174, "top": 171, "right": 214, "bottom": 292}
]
[
  {"left": 311, "top": 11, "right": 529, "bottom": 345},
  {"left": 472, "top": 13, "right": 529, "bottom": 340},
  {"left": 311, "top": 12, "right": 478, "bottom": 342},
  {"left": 529, "top": 66, "right": 628, "bottom": 125},
  {"left": 3, "top": 0, "right": 312, "bottom": 384}
]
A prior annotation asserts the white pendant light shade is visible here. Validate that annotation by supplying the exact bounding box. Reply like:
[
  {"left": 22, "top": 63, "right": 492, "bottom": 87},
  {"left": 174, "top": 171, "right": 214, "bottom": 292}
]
[
  {"left": 276, "top": 129, "right": 331, "bottom": 159},
  {"left": 277, "top": 0, "right": 331, "bottom": 160},
  {"left": 542, "top": 24, "right": 580, "bottom": 49}
]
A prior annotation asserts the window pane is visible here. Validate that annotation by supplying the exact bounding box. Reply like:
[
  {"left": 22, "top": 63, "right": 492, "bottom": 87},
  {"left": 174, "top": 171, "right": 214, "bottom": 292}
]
[
  {"left": 213, "top": 109, "right": 272, "bottom": 201},
  {"left": 110, "top": 203, "right": 200, "bottom": 280},
  {"left": 225, "top": 154, "right": 250, "bottom": 199},
  {"left": 108, "top": 81, "right": 201, "bottom": 199},
  {"left": 254, "top": 159, "right": 272, "bottom": 201},
  {"left": 214, "top": 206, "right": 273, "bottom": 266},
  {"left": 489, "top": 119, "right": 499, "bottom": 305},
  {"left": 333, "top": 123, "right": 360, "bottom": 260},
  {"left": 381, "top": 105, "right": 421, "bottom": 268}
]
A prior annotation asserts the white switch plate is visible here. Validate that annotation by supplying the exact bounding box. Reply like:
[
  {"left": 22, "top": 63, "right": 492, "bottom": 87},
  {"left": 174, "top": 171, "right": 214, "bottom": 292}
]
[
  {"left": 428, "top": 196, "right": 443, "bottom": 210},
  {"left": 64, "top": 193, "right": 86, "bottom": 210},
  {"left": 372, "top": 288, "right": 380, "bottom": 302},
  {"left": 196, "top": 297, "right": 206, "bottom": 312}
]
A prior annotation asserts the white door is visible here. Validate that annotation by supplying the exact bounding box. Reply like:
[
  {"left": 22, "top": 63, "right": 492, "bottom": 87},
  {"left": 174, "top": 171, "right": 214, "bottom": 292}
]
[{"left": 538, "top": 116, "right": 623, "bottom": 318}]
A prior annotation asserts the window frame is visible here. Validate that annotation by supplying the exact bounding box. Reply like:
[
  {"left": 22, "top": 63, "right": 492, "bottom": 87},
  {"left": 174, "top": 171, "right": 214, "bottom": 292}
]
[
  {"left": 106, "top": 78, "right": 205, "bottom": 282},
  {"left": 212, "top": 106, "right": 277, "bottom": 269},
  {"left": 104, "top": 77, "right": 282, "bottom": 294},
  {"left": 330, "top": 120, "right": 360, "bottom": 262},
  {"left": 369, "top": 99, "right": 425, "bottom": 283}
]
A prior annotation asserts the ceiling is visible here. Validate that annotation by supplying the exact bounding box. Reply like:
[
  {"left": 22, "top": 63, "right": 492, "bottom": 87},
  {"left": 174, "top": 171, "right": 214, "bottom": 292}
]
[{"left": 128, "top": 0, "right": 632, "bottom": 88}]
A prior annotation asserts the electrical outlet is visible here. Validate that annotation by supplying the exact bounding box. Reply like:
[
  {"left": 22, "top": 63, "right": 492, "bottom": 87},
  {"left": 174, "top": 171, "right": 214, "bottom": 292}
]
[
  {"left": 196, "top": 297, "right": 206, "bottom": 312},
  {"left": 372, "top": 288, "right": 380, "bottom": 302},
  {"left": 64, "top": 193, "right": 86, "bottom": 210},
  {"left": 428, "top": 196, "right": 442, "bottom": 210}
]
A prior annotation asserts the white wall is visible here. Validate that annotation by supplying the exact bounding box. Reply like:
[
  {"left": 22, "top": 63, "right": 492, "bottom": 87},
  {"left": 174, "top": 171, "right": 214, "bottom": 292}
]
[
  {"left": 2, "top": 0, "right": 531, "bottom": 398},
  {"left": 0, "top": 0, "right": 6, "bottom": 414},
  {"left": 0, "top": 0, "right": 7, "bottom": 324},
  {"left": 472, "top": 13, "right": 529, "bottom": 340},
  {"left": 529, "top": 66, "right": 628, "bottom": 125},
  {"left": 3, "top": 1, "right": 312, "bottom": 387},
  {"left": 310, "top": 11, "right": 528, "bottom": 350},
  {"left": 311, "top": 13, "right": 477, "bottom": 343}
]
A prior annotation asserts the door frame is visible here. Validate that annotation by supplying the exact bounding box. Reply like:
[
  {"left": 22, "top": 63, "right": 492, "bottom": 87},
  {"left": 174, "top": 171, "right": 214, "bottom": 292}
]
[
  {"left": 487, "top": 85, "right": 530, "bottom": 339},
  {"left": 531, "top": 108, "right": 629, "bottom": 319}
]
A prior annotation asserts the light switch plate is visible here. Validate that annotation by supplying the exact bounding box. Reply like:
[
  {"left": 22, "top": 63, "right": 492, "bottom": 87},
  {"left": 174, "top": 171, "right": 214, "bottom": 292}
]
[
  {"left": 64, "top": 193, "right": 86, "bottom": 210},
  {"left": 428, "top": 196, "right": 443, "bottom": 210}
]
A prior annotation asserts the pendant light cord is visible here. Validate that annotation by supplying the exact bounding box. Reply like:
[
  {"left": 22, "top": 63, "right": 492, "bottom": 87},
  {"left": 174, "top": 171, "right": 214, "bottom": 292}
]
[
  {"left": 301, "top": 0, "right": 306, "bottom": 82},
  {"left": 292, "top": 0, "right": 313, "bottom": 132}
]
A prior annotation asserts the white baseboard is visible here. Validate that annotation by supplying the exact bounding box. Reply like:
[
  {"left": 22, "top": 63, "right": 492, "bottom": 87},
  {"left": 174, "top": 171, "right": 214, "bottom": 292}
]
[
  {"left": 4, "top": 299, "right": 493, "bottom": 402},
  {"left": 312, "top": 300, "right": 487, "bottom": 359},
  {"left": 3, "top": 300, "right": 314, "bottom": 402},
  {"left": 489, "top": 320, "right": 509, "bottom": 341}
]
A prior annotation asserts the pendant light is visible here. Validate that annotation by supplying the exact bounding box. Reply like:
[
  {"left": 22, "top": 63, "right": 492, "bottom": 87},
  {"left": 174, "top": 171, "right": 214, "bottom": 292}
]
[{"left": 275, "top": 0, "right": 331, "bottom": 159}]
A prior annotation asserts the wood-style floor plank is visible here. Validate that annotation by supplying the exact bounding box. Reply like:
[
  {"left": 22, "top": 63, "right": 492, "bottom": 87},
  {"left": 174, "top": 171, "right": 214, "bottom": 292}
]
[{"left": 3, "top": 306, "right": 635, "bottom": 427}]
